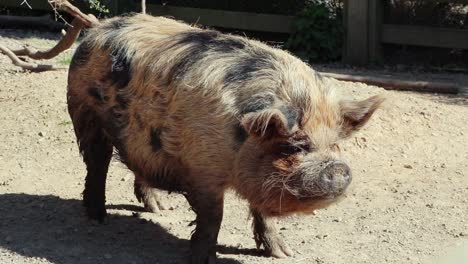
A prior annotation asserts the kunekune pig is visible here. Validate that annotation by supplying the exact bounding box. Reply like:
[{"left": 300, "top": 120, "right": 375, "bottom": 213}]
[{"left": 67, "top": 14, "right": 384, "bottom": 264}]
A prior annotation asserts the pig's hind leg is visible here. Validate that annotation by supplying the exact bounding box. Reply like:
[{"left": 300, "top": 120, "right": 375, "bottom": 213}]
[
  {"left": 71, "top": 107, "right": 113, "bottom": 223},
  {"left": 251, "top": 209, "right": 293, "bottom": 258},
  {"left": 134, "top": 179, "right": 167, "bottom": 212}
]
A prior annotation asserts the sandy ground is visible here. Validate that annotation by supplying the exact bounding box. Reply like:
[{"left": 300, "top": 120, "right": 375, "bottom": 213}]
[{"left": 0, "top": 29, "right": 467, "bottom": 264}]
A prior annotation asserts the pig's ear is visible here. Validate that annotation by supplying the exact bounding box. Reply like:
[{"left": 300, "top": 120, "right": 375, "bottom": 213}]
[
  {"left": 241, "top": 107, "right": 299, "bottom": 139},
  {"left": 340, "top": 95, "right": 385, "bottom": 138}
]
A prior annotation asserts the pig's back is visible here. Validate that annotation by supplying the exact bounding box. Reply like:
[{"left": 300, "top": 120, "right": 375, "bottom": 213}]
[{"left": 67, "top": 13, "right": 313, "bottom": 189}]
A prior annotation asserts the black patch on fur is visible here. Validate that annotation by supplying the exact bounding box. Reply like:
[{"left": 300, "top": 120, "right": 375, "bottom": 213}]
[
  {"left": 165, "top": 30, "right": 246, "bottom": 81},
  {"left": 280, "top": 106, "right": 299, "bottom": 130},
  {"left": 234, "top": 124, "right": 248, "bottom": 147},
  {"left": 240, "top": 93, "right": 275, "bottom": 114},
  {"left": 174, "top": 30, "right": 245, "bottom": 53},
  {"left": 70, "top": 41, "right": 91, "bottom": 70},
  {"left": 99, "top": 17, "right": 133, "bottom": 89},
  {"left": 109, "top": 49, "right": 132, "bottom": 89},
  {"left": 177, "top": 30, "right": 220, "bottom": 46},
  {"left": 224, "top": 51, "right": 274, "bottom": 84},
  {"left": 102, "top": 18, "right": 128, "bottom": 31},
  {"left": 150, "top": 128, "right": 163, "bottom": 152},
  {"left": 107, "top": 48, "right": 132, "bottom": 110},
  {"left": 88, "top": 87, "right": 108, "bottom": 103},
  {"left": 214, "top": 37, "right": 246, "bottom": 52}
]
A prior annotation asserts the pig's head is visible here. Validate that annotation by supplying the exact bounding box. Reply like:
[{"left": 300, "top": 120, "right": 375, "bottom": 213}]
[{"left": 234, "top": 91, "right": 384, "bottom": 217}]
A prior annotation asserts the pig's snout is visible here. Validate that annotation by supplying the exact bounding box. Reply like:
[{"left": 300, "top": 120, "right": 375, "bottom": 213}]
[
  {"left": 318, "top": 161, "right": 352, "bottom": 196},
  {"left": 296, "top": 160, "right": 352, "bottom": 199}
]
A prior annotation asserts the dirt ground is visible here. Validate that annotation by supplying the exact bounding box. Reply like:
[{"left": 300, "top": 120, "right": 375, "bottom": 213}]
[{"left": 0, "top": 29, "right": 467, "bottom": 264}]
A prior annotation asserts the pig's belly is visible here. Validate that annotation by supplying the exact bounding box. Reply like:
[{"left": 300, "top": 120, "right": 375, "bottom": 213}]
[{"left": 114, "top": 118, "right": 188, "bottom": 193}]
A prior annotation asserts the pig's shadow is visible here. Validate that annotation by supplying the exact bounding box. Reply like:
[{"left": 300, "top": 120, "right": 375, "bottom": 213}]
[{"left": 0, "top": 193, "right": 248, "bottom": 264}]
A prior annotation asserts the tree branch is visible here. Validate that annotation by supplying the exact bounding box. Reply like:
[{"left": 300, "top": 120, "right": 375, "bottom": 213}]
[
  {"left": 0, "top": 44, "right": 67, "bottom": 72},
  {"left": 11, "top": 18, "right": 84, "bottom": 60},
  {"left": 0, "top": 0, "right": 101, "bottom": 71},
  {"left": 48, "top": 0, "right": 99, "bottom": 27}
]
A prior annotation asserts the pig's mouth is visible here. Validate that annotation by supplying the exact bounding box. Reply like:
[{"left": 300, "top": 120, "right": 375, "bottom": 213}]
[
  {"left": 268, "top": 160, "right": 352, "bottom": 199},
  {"left": 297, "top": 160, "right": 352, "bottom": 198},
  {"left": 260, "top": 160, "right": 352, "bottom": 216}
]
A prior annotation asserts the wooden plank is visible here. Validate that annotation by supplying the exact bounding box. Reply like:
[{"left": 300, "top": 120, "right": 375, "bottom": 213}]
[
  {"left": 1, "top": 0, "right": 51, "bottom": 10},
  {"left": 368, "top": 0, "right": 383, "bottom": 63},
  {"left": 143, "top": 4, "right": 294, "bottom": 33},
  {"left": 381, "top": 24, "right": 468, "bottom": 50},
  {"left": 343, "top": 0, "right": 369, "bottom": 65}
]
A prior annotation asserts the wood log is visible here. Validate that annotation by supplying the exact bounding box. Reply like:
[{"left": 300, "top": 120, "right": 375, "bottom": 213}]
[{"left": 320, "top": 72, "right": 460, "bottom": 94}]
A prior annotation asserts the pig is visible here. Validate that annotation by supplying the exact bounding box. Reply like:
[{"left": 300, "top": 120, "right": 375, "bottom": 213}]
[{"left": 67, "top": 14, "right": 384, "bottom": 264}]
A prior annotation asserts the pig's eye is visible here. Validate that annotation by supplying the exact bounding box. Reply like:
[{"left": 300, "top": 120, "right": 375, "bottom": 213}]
[{"left": 279, "top": 141, "right": 312, "bottom": 155}]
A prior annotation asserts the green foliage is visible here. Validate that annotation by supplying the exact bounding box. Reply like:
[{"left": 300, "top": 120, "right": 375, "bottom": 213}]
[
  {"left": 385, "top": 0, "right": 468, "bottom": 29},
  {"left": 87, "top": 0, "right": 109, "bottom": 14},
  {"left": 285, "top": 1, "right": 343, "bottom": 62}
]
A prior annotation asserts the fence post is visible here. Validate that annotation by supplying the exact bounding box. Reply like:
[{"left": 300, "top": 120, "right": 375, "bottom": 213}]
[
  {"left": 343, "top": 0, "right": 369, "bottom": 65},
  {"left": 368, "top": 0, "right": 383, "bottom": 63}
]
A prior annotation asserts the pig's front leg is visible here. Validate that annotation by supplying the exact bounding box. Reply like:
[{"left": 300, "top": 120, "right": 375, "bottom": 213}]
[
  {"left": 251, "top": 208, "right": 293, "bottom": 258},
  {"left": 186, "top": 190, "right": 224, "bottom": 264}
]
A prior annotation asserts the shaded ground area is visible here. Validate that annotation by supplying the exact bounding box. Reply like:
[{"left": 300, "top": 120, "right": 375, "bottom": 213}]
[{"left": 0, "top": 29, "right": 467, "bottom": 264}]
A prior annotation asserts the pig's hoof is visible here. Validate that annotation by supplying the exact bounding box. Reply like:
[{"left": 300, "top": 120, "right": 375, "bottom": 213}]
[
  {"left": 190, "top": 253, "right": 216, "bottom": 264},
  {"left": 86, "top": 206, "right": 107, "bottom": 223},
  {"left": 257, "top": 236, "right": 293, "bottom": 258},
  {"left": 135, "top": 187, "right": 167, "bottom": 213},
  {"left": 142, "top": 195, "right": 167, "bottom": 213}
]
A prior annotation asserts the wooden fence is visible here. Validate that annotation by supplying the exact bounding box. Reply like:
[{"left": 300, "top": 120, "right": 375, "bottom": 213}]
[
  {"left": 343, "top": 0, "right": 468, "bottom": 65},
  {"left": 4, "top": 0, "right": 467, "bottom": 66},
  {"left": 141, "top": 4, "right": 294, "bottom": 33},
  {"left": 0, "top": 0, "right": 295, "bottom": 33}
]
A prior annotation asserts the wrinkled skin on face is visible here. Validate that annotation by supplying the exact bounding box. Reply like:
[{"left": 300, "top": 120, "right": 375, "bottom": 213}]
[{"left": 234, "top": 95, "right": 384, "bottom": 217}]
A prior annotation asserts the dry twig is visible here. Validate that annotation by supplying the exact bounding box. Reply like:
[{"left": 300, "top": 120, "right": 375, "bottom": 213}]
[{"left": 11, "top": 18, "right": 85, "bottom": 60}]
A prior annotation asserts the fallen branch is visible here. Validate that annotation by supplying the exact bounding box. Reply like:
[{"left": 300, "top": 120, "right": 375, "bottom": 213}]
[
  {"left": 0, "top": 44, "right": 67, "bottom": 71},
  {"left": 0, "top": 0, "right": 101, "bottom": 71},
  {"left": 320, "top": 72, "right": 459, "bottom": 94},
  {"left": 11, "top": 18, "right": 84, "bottom": 60},
  {"left": 48, "top": 0, "right": 99, "bottom": 27}
]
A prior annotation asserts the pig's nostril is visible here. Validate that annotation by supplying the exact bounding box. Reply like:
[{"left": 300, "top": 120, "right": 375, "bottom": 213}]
[
  {"left": 319, "top": 161, "right": 352, "bottom": 187},
  {"left": 299, "top": 161, "right": 352, "bottom": 199},
  {"left": 322, "top": 173, "right": 334, "bottom": 182}
]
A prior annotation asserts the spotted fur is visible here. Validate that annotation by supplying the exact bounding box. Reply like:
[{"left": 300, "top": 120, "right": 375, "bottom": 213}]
[{"left": 67, "top": 14, "right": 383, "bottom": 262}]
